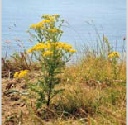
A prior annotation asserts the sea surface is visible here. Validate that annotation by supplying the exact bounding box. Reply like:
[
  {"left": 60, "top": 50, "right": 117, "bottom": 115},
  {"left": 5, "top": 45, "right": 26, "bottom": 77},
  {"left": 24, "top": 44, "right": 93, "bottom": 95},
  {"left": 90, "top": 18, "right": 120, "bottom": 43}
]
[{"left": 2, "top": 0, "right": 126, "bottom": 58}]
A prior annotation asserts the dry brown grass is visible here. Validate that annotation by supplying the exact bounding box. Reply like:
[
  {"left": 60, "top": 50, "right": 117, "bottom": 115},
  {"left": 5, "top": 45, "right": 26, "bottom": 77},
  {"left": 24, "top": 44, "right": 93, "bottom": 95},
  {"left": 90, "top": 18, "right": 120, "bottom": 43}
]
[{"left": 2, "top": 50, "right": 126, "bottom": 125}]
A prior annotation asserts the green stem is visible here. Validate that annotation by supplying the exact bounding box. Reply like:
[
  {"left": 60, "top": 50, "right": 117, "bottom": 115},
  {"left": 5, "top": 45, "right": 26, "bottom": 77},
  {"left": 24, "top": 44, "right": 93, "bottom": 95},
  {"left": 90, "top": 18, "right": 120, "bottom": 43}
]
[
  {"left": 47, "top": 72, "right": 54, "bottom": 106},
  {"left": 47, "top": 81, "right": 52, "bottom": 106}
]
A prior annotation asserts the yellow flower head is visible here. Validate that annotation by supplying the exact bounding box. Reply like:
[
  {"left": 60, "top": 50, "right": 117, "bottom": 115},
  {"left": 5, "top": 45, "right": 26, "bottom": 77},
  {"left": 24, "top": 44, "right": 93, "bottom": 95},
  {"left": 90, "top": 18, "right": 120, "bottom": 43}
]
[
  {"left": 43, "top": 51, "right": 53, "bottom": 57},
  {"left": 43, "top": 20, "right": 51, "bottom": 24},
  {"left": 48, "top": 29, "right": 58, "bottom": 33},
  {"left": 18, "top": 70, "right": 29, "bottom": 78},
  {"left": 14, "top": 72, "right": 19, "bottom": 78},
  {"left": 108, "top": 52, "right": 120, "bottom": 58},
  {"left": 34, "top": 43, "right": 46, "bottom": 50},
  {"left": 68, "top": 49, "right": 77, "bottom": 53},
  {"left": 36, "top": 23, "right": 43, "bottom": 29},
  {"left": 27, "top": 48, "right": 33, "bottom": 53},
  {"left": 27, "top": 43, "right": 47, "bottom": 53},
  {"left": 46, "top": 28, "right": 63, "bottom": 34},
  {"left": 30, "top": 21, "right": 44, "bottom": 30},
  {"left": 14, "top": 70, "right": 29, "bottom": 78},
  {"left": 30, "top": 24, "right": 37, "bottom": 29}
]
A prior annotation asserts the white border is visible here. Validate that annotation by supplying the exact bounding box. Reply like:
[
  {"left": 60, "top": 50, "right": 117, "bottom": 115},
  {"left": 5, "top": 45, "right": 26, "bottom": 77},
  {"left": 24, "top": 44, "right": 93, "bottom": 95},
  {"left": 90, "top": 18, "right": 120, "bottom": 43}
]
[
  {"left": 0, "top": 0, "right": 2, "bottom": 124},
  {"left": 126, "top": 0, "right": 128, "bottom": 124}
]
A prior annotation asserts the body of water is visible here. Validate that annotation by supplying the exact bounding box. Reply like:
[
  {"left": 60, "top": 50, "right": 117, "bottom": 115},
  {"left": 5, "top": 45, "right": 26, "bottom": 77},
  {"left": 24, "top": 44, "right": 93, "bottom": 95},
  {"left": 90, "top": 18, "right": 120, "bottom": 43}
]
[{"left": 2, "top": 0, "right": 126, "bottom": 57}]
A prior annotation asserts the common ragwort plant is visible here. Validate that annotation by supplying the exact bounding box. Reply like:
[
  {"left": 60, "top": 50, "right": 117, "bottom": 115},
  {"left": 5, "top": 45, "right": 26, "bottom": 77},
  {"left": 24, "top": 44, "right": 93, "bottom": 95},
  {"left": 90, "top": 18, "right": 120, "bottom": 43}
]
[
  {"left": 108, "top": 51, "right": 120, "bottom": 80},
  {"left": 27, "top": 14, "right": 76, "bottom": 108}
]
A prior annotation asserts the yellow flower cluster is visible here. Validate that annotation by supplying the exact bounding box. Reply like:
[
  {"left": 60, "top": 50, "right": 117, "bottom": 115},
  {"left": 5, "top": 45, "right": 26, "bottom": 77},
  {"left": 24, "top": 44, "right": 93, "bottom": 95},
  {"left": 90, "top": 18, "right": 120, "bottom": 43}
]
[
  {"left": 27, "top": 43, "right": 47, "bottom": 53},
  {"left": 27, "top": 42, "right": 76, "bottom": 57},
  {"left": 30, "top": 21, "right": 45, "bottom": 30},
  {"left": 30, "top": 15, "right": 60, "bottom": 30},
  {"left": 47, "top": 28, "right": 63, "bottom": 34},
  {"left": 56, "top": 42, "right": 76, "bottom": 53},
  {"left": 108, "top": 52, "right": 120, "bottom": 58},
  {"left": 43, "top": 51, "right": 53, "bottom": 57},
  {"left": 14, "top": 70, "right": 29, "bottom": 78},
  {"left": 42, "top": 14, "right": 60, "bottom": 20}
]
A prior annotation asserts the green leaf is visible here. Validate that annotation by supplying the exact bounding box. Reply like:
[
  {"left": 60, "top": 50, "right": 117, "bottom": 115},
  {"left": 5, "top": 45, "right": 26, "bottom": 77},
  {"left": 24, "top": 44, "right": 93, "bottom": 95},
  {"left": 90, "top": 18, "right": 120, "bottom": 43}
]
[{"left": 36, "top": 100, "right": 42, "bottom": 109}]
